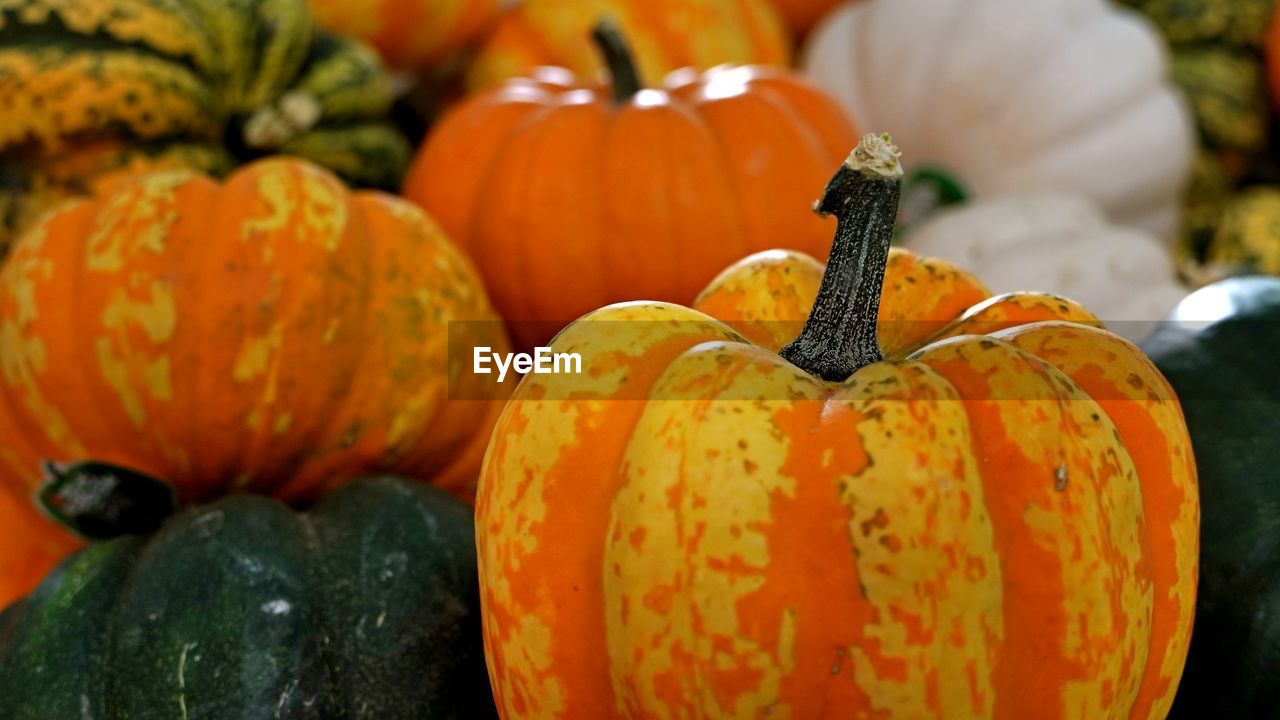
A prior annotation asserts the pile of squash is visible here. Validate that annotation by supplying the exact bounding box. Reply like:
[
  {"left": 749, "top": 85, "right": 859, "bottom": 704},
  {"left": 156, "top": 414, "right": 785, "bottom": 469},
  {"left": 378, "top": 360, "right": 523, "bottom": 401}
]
[
  {"left": 0, "top": 0, "right": 1276, "bottom": 718},
  {"left": 1121, "top": 0, "right": 1280, "bottom": 279}
]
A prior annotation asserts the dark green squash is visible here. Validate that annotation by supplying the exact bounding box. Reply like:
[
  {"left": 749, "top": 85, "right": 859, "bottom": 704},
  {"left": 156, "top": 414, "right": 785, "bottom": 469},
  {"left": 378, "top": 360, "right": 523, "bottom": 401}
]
[
  {"left": 1143, "top": 276, "right": 1280, "bottom": 718},
  {"left": 0, "top": 471, "right": 496, "bottom": 719}
]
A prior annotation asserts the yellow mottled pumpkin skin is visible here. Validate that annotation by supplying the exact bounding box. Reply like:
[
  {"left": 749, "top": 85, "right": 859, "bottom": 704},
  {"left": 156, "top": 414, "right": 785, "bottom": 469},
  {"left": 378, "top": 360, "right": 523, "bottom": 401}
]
[
  {"left": 476, "top": 248, "right": 1199, "bottom": 719},
  {"left": 0, "top": 0, "right": 410, "bottom": 253},
  {"left": 465, "top": 0, "right": 791, "bottom": 92},
  {"left": 0, "top": 158, "right": 509, "bottom": 607}
]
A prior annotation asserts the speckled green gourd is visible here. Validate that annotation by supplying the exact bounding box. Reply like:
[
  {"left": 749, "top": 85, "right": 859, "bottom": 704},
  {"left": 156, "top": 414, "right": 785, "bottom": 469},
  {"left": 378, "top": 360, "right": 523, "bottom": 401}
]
[
  {"left": 1206, "top": 186, "right": 1280, "bottom": 274},
  {"left": 0, "top": 0, "right": 411, "bottom": 253},
  {"left": 1121, "top": 0, "right": 1275, "bottom": 47},
  {"left": 1120, "top": 0, "right": 1280, "bottom": 277},
  {"left": 0, "top": 477, "right": 496, "bottom": 720},
  {"left": 1170, "top": 48, "right": 1268, "bottom": 153}
]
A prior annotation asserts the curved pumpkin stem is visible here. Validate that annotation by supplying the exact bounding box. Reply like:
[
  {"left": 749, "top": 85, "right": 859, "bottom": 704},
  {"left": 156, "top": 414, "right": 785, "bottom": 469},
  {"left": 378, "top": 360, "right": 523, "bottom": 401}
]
[
  {"left": 591, "top": 19, "right": 644, "bottom": 104},
  {"left": 781, "top": 133, "right": 903, "bottom": 382},
  {"left": 38, "top": 461, "right": 179, "bottom": 541}
]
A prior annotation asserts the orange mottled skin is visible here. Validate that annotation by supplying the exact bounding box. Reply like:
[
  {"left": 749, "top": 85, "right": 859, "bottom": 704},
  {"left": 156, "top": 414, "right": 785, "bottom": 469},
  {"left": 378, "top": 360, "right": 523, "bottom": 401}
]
[
  {"left": 0, "top": 158, "right": 509, "bottom": 607},
  {"left": 309, "top": 0, "right": 503, "bottom": 70},
  {"left": 465, "top": 0, "right": 791, "bottom": 92},
  {"left": 476, "top": 247, "right": 1197, "bottom": 719},
  {"left": 768, "top": 0, "right": 849, "bottom": 36}
]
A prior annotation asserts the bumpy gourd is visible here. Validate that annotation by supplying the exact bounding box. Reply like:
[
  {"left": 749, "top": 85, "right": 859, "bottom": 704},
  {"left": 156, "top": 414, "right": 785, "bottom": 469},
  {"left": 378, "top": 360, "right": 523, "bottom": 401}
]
[{"left": 0, "top": 0, "right": 412, "bottom": 251}]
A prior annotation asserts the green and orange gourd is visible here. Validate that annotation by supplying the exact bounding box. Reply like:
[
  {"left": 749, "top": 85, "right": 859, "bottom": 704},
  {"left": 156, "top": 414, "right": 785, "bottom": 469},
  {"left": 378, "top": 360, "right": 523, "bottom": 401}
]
[
  {"left": 476, "top": 134, "right": 1199, "bottom": 718},
  {"left": 0, "top": 0, "right": 412, "bottom": 253}
]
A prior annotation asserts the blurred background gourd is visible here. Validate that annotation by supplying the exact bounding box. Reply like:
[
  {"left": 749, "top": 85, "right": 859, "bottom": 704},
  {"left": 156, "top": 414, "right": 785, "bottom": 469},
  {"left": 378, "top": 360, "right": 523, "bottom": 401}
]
[
  {"left": 903, "top": 193, "right": 1189, "bottom": 339},
  {"left": 802, "top": 0, "right": 1195, "bottom": 239},
  {"left": 405, "top": 22, "right": 856, "bottom": 349},
  {"left": 464, "top": 0, "right": 793, "bottom": 92},
  {"left": 309, "top": 0, "right": 505, "bottom": 71},
  {"left": 1121, "top": 0, "right": 1280, "bottom": 280},
  {"left": 0, "top": 0, "right": 413, "bottom": 254}
]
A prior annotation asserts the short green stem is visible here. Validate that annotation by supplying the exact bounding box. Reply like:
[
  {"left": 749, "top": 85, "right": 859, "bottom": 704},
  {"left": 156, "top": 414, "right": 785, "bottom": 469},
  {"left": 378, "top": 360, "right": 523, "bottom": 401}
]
[
  {"left": 591, "top": 20, "right": 644, "bottom": 104},
  {"left": 780, "top": 133, "right": 903, "bottom": 382},
  {"left": 39, "top": 461, "right": 179, "bottom": 540}
]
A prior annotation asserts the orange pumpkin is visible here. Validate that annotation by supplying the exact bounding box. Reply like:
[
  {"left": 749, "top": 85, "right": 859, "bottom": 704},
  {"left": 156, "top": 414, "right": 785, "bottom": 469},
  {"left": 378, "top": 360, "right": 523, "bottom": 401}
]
[
  {"left": 0, "top": 158, "right": 509, "bottom": 607},
  {"left": 405, "top": 22, "right": 856, "bottom": 350},
  {"left": 1, "top": 140, "right": 233, "bottom": 256},
  {"left": 770, "top": 0, "right": 848, "bottom": 36},
  {"left": 464, "top": 0, "right": 791, "bottom": 92},
  {"left": 475, "top": 135, "right": 1198, "bottom": 718},
  {"left": 1267, "top": 4, "right": 1280, "bottom": 110},
  {"left": 308, "top": 0, "right": 503, "bottom": 70}
]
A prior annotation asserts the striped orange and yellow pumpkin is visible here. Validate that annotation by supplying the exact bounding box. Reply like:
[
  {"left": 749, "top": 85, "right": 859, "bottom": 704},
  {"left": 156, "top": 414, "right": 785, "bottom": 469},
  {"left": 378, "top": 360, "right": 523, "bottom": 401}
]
[
  {"left": 475, "top": 135, "right": 1199, "bottom": 719},
  {"left": 0, "top": 157, "right": 509, "bottom": 607}
]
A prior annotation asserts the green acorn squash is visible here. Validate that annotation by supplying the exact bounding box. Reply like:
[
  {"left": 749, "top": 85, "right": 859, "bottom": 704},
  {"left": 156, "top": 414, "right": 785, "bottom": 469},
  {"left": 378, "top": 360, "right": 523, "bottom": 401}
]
[
  {"left": 1143, "top": 276, "right": 1280, "bottom": 717},
  {"left": 0, "top": 469, "right": 496, "bottom": 719},
  {"left": 0, "top": 0, "right": 411, "bottom": 252}
]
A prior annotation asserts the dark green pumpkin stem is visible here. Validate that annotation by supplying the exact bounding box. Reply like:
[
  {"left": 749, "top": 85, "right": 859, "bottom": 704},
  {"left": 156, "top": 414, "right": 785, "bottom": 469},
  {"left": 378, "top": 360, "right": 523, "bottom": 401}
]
[
  {"left": 781, "top": 133, "right": 904, "bottom": 382},
  {"left": 39, "top": 461, "right": 179, "bottom": 541},
  {"left": 592, "top": 19, "right": 644, "bottom": 104}
]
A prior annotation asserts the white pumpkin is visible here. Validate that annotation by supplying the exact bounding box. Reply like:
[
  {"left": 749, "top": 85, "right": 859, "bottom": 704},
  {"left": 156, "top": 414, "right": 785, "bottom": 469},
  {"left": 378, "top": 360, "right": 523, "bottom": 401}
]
[
  {"left": 903, "top": 192, "right": 1188, "bottom": 343},
  {"left": 803, "top": 0, "right": 1195, "bottom": 239}
]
